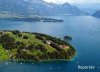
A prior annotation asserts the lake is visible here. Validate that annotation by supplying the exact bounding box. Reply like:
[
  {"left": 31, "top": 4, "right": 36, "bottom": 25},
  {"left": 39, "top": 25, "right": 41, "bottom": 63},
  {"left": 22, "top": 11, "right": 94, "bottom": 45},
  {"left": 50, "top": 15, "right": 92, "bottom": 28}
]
[{"left": 0, "top": 16, "right": 100, "bottom": 72}]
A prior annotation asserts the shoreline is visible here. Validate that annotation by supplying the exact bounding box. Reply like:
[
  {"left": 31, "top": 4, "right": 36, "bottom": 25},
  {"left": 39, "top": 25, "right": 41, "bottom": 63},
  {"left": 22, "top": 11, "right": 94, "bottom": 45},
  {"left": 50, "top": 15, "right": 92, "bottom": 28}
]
[
  {"left": 0, "top": 52, "right": 77, "bottom": 63},
  {"left": 0, "top": 54, "right": 77, "bottom": 63},
  {"left": 0, "top": 58, "right": 76, "bottom": 64}
]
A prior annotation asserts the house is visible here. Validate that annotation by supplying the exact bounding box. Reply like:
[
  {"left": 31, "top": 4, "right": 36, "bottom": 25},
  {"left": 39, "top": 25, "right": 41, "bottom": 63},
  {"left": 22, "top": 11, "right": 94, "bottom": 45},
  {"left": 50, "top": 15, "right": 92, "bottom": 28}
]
[
  {"left": 59, "top": 45, "right": 69, "bottom": 49},
  {"left": 46, "top": 40, "right": 52, "bottom": 45}
]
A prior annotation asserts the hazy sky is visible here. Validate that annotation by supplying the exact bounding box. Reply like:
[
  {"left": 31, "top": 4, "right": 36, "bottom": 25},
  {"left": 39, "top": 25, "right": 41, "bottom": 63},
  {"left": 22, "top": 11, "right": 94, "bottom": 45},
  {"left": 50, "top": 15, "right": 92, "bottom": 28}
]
[{"left": 44, "top": 0, "right": 100, "bottom": 4}]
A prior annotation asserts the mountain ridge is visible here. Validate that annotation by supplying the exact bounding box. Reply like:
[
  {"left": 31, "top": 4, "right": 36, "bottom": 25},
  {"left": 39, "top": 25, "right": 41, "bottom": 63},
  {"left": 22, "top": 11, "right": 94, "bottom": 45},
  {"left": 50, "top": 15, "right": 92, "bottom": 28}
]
[{"left": 0, "top": 0, "right": 88, "bottom": 16}]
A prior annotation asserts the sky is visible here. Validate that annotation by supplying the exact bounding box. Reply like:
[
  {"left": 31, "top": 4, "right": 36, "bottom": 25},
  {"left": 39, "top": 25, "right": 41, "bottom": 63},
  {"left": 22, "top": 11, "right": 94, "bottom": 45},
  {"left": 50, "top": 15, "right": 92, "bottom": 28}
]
[{"left": 43, "top": 0, "right": 100, "bottom": 4}]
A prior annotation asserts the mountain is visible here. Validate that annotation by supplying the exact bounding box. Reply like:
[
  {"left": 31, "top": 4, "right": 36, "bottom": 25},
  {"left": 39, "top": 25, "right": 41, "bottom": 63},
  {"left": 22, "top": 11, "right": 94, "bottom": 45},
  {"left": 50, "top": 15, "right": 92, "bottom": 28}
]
[
  {"left": 72, "top": 3, "right": 100, "bottom": 15},
  {"left": 92, "top": 10, "right": 100, "bottom": 18},
  {"left": 0, "top": 0, "right": 88, "bottom": 16}
]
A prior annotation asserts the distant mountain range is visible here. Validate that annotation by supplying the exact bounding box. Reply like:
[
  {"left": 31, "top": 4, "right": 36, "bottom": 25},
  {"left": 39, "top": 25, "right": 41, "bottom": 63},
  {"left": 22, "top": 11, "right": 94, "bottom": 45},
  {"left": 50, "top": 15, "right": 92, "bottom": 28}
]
[
  {"left": 72, "top": 3, "right": 100, "bottom": 15},
  {"left": 92, "top": 10, "right": 100, "bottom": 18},
  {"left": 0, "top": 0, "right": 88, "bottom": 17}
]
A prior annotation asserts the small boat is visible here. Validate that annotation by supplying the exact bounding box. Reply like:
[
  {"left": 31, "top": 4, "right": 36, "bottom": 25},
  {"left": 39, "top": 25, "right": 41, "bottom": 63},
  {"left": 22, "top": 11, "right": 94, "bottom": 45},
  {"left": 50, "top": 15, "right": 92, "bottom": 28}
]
[
  {"left": 5, "top": 62, "right": 8, "bottom": 65},
  {"left": 49, "top": 67, "right": 53, "bottom": 70},
  {"left": 20, "top": 63, "right": 22, "bottom": 64}
]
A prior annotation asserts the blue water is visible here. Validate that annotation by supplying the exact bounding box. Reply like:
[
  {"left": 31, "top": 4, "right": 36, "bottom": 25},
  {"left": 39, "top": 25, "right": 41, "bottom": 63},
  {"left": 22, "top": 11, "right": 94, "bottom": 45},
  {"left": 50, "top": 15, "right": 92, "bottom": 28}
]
[{"left": 0, "top": 16, "right": 100, "bottom": 72}]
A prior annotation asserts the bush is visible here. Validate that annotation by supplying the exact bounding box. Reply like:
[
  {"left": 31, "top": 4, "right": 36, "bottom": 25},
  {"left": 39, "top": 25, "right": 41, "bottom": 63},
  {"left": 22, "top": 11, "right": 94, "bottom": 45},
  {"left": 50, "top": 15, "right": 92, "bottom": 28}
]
[
  {"left": 23, "top": 35, "right": 28, "bottom": 39},
  {"left": 0, "top": 32, "right": 3, "bottom": 35},
  {"left": 16, "top": 41, "right": 22, "bottom": 45},
  {"left": 34, "top": 33, "right": 70, "bottom": 45},
  {"left": 35, "top": 35, "right": 46, "bottom": 44},
  {"left": 27, "top": 44, "right": 35, "bottom": 50},
  {"left": 18, "top": 33, "right": 22, "bottom": 37},
  {"left": 16, "top": 42, "right": 27, "bottom": 51},
  {"left": 12, "top": 30, "right": 21, "bottom": 35},
  {"left": 35, "top": 35, "right": 44, "bottom": 40},
  {"left": 47, "top": 51, "right": 61, "bottom": 59},
  {"left": 35, "top": 44, "right": 47, "bottom": 53},
  {"left": 50, "top": 42, "right": 64, "bottom": 52}
]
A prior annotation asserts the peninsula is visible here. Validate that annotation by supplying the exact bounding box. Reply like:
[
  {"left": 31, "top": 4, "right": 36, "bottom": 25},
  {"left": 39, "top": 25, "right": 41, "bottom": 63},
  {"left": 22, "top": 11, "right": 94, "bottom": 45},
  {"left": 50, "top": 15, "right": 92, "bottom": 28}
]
[
  {"left": 0, "top": 30, "right": 76, "bottom": 62},
  {"left": 1, "top": 17, "right": 63, "bottom": 22}
]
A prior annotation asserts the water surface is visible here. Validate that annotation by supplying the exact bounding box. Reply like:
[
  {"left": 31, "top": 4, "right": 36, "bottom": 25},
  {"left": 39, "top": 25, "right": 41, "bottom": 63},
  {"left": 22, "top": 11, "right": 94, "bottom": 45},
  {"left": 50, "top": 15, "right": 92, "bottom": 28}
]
[{"left": 0, "top": 16, "right": 100, "bottom": 72}]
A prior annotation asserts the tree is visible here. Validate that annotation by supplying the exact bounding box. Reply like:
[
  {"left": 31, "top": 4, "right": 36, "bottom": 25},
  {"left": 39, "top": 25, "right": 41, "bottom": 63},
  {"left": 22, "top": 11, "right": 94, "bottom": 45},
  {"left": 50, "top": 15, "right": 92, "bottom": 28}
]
[
  {"left": 35, "top": 44, "right": 47, "bottom": 53},
  {"left": 18, "top": 33, "right": 22, "bottom": 37},
  {"left": 50, "top": 42, "right": 64, "bottom": 52},
  {"left": 27, "top": 44, "right": 35, "bottom": 50},
  {"left": 12, "top": 30, "right": 21, "bottom": 35},
  {"left": 35, "top": 35, "right": 47, "bottom": 44},
  {"left": 23, "top": 35, "right": 28, "bottom": 39},
  {"left": 0, "top": 34, "right": 16, "bottom": 49},
  {"left": 63, "top": 35, "right": 72, "bottom": 42},
  {"left": 0, "top": 32, "right": 3, "bottom": 35}
]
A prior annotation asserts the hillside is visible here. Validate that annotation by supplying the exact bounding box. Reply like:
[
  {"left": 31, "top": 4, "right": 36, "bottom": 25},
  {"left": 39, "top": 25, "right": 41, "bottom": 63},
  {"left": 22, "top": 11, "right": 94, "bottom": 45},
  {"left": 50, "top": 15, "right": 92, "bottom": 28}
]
[{"left": 0, "top": 30, "right": 76, "bottom": 62}]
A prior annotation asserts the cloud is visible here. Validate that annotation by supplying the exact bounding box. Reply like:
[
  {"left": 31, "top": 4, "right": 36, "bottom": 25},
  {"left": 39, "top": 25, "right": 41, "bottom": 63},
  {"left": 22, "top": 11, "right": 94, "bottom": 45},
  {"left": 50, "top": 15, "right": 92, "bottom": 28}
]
[{"left": 43, "top": 0, "right": 100, "bottom": 4}]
